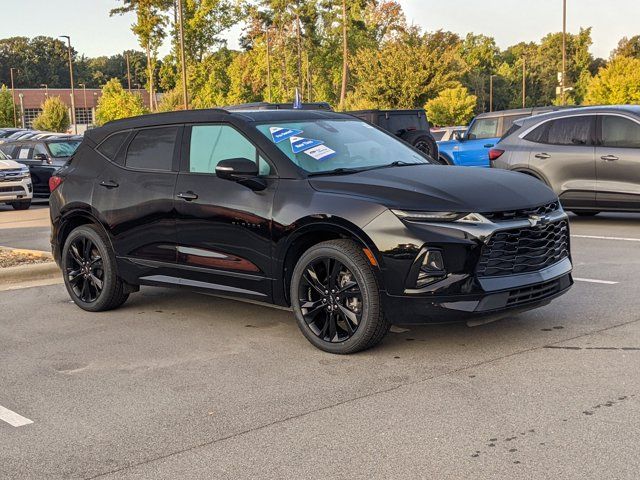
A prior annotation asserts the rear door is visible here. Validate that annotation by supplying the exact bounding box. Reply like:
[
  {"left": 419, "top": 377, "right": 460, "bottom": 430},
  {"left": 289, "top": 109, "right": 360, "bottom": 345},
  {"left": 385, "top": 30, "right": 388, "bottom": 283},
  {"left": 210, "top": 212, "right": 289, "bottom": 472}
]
[
  {"left": 595, "top": 114, "right": 640, "bottom": 210},
  {"left": 92, "top": 126, "right": 180, "bottom": 268},
  {"left": 173, "top": 122, "right": 277, "bottom": 300},
  {"left": 457, "top": 116, "right": 499, "bottom": 167},
  {"left": 524, "top": 115, "right": 596, "bottom": 209}
]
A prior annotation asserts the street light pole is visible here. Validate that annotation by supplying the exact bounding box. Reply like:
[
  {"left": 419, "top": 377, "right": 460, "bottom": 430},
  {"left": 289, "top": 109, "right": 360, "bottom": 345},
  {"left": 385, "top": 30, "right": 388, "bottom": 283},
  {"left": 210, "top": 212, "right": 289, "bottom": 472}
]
[
  {"left": 489, "top": 74, "right": 496, "bottom": 112},
  {"left": 10, "top": 68, "right": 17, "bottom": 127},
  {"left": 266, "top": 27, "right": 272, "bottom": 103},
  {"left": 60, "top": 35, "right": 77, "bottom": 134},
  {"left": 177, "top": 0, "right": 189, "bottom": 109},
  {"left": 561, "top": 0, "right": 567, "bottom": 106},
  {"left": 522, "top": 57, "right": 526, "bottom": 108}
]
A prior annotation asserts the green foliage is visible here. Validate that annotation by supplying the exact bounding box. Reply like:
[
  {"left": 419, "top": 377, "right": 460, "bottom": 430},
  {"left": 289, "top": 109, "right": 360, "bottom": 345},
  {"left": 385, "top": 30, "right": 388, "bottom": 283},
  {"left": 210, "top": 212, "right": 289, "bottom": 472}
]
[
  {"left": 425, "top": 85, "right": 477, "bottom": 126},
  {"left": 584, "top": 56, "right": 640, "bottom": 105},
  {"left": 157, "top": 87, "right": 187, "bottom": 111},
  {"left": 611, "top": 36, "right": 640, "bottom": 60},
  {"left": 32, "top": 96, "right": 70, "bottom": 132},
  {"left": 95, "top": 79, "right": 148, "bottom": 125},
  {"left": 0, "top": 85, "right": 16, "bottom": 127}
]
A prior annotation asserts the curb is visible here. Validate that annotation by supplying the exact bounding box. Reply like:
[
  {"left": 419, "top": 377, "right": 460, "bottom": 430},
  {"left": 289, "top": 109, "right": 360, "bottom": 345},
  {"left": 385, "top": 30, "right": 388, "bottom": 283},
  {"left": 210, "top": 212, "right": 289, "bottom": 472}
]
[
  {"left": 0, "top": 262, "right": 60, "bottom": 284},
  {"left": 0, "top": 246, "right": 53, "bottom": 259}
]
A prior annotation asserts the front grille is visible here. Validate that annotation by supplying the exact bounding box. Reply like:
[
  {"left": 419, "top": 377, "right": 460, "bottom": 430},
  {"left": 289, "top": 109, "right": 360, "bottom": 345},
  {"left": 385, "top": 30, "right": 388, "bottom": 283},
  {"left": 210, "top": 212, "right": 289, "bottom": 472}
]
[
  {"left": 0, "top": 186, "right": 25, "bottom": 194},
  {"left": 476, "top": 220, "right": 569, "bottom": 277},
  {"left": 507, "top": 279, "right": 562, "bottom": 306},
  {"left": 482, "top": 201, "right": 559, "bottom": 222},
  {"left": 0, "top": 169, "right": 25, "bottom": 182}
]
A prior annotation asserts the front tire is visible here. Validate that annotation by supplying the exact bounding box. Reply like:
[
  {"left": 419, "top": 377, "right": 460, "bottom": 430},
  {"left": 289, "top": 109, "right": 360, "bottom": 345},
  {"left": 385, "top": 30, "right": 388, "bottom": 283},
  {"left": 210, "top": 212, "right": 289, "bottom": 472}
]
[
  {"left": 11, "top": 200, "right": 31, "bottom": 210},
  {"left": 62, "top": 224, "right": 129, "bottom": 312},
  {"left": 291, "top": 239, "right": 390, "bottom": 354}
]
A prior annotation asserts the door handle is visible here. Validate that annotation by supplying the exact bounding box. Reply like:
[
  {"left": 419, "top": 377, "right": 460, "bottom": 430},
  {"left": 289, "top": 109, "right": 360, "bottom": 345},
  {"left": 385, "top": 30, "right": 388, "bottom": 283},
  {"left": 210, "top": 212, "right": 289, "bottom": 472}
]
[
  {"left": 99, "top": 180, "right": 119, "bottom": 189},
  {"left": 484, "top": 143, "right": 495, "bottom": 148},
  {"left": 601, "top": 154, "right": 619, "bottom": 161},
  {"left": 534, "top": 153, "right": 551, "bottom": 159},
  {"left": 177, "top": 191, "right": 198, "bottom": 201}
]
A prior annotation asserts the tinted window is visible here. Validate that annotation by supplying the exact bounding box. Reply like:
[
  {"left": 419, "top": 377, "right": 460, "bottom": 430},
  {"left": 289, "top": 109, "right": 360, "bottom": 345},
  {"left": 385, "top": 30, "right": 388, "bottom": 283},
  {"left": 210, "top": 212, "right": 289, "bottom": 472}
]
[
  {"left": 97, "top": 131, "right": 129, "bottom": 161},
  {"left": 468, "top": 118, "right": 499, "bottom": 139},
  {"left": 431, "top": 131, "right": 445, "bottom": 141},
  {"left": 546, "top": 116, "right": 592, "bottom": 145},
  {"left": 125, "top": 127, "right": 178, "bottom": 171},
  {"left": 386, "top": 114, "right": 428, "bottom": 134},
  {"left": 500, "top": 123, "right": 522, "bottom": 141},
  {"left": 601, "top": 116, "right": 640, "bottom": 148},
  {"left": 189, "top": 125, "right": 271, "bottom": 176},
  {"left": 34, "top": 143, "right": 48, "bottom": 157}
]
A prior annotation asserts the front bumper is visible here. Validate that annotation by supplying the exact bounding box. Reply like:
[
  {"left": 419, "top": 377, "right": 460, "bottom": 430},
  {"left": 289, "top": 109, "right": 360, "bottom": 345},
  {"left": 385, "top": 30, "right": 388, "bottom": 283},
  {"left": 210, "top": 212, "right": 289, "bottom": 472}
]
[{"left": 0, "top": 177, "right": 33, "bottom": 202}]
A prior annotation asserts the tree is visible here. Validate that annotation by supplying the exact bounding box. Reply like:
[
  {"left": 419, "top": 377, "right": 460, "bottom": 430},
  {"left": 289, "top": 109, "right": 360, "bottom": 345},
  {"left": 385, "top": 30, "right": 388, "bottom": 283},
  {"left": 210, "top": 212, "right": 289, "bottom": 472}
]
[
  {"left": 32, "top": 97, "right": 70, "bottom": 132},
  {"left": 95, "top": 78, "right": 147, "bottom": 125},
  {"left": 611, "top": 36, "right": 640, "bottom": 60},
  {"left": 425, "top": 85, "right": 477, "bottom": 126},
  {"left": 111, "top": 1, "right": 170, "bottom": 110},
  {"left": 0, "top": 85, "right": 16, "bottom": 127},
  {"left": 584, "top": 56, "right": 640, "bottom": 105}
]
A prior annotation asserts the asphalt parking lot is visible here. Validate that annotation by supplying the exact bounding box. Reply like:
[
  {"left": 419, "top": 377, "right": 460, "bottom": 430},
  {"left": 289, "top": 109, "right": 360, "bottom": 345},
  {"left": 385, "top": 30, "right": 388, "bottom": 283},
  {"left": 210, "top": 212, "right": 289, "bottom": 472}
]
[{"left": 1, "top": 210, "right": 639, "bottom": 479}]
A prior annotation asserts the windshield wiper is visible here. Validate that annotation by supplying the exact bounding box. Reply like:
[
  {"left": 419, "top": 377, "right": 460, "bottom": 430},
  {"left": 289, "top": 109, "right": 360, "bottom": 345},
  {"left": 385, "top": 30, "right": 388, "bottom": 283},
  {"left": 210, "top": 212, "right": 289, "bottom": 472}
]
[{"left": 307, "top": 167, "right": 368, "bottom": 177}]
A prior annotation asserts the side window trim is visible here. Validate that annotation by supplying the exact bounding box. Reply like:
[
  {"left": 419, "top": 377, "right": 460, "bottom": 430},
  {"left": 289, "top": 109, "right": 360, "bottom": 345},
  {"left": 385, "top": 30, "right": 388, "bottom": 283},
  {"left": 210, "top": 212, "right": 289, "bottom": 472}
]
[{"left": 180, "top": 123, "right": 276, "bottom": 177}]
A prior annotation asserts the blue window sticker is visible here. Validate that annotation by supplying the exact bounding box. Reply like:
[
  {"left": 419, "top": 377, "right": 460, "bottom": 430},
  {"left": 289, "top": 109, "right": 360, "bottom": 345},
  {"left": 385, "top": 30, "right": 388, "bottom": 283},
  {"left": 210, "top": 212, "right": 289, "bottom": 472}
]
[
  {"left": 270, "top": 127, "right": 303, "bottom": 143},
  {"left": 304, "top": 144, "right": 336, "bottom": 161},
  {"left": 290, "top": 136, "right": 324, "bottom": 154}
]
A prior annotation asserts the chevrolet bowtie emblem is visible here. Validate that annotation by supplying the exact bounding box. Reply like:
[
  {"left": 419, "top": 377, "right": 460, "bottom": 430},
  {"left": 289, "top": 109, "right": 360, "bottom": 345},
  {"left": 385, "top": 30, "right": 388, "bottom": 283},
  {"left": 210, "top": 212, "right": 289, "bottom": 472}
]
[{"left": 528, "top": 214, "right": 549, "bottom": 227}]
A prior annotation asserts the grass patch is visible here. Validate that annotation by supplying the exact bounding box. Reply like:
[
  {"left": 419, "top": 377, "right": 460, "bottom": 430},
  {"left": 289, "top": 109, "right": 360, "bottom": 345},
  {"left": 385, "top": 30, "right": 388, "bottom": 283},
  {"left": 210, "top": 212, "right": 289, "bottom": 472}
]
[{"left": 0, "top": 250, "right": 52, "bottom": 268}]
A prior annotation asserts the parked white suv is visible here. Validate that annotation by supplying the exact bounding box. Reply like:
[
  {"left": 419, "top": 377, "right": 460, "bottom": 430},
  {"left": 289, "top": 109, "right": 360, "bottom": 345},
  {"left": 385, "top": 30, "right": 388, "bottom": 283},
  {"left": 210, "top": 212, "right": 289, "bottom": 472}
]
[{"left": 0, "top": 150, "right": 32, "bottom": 210}]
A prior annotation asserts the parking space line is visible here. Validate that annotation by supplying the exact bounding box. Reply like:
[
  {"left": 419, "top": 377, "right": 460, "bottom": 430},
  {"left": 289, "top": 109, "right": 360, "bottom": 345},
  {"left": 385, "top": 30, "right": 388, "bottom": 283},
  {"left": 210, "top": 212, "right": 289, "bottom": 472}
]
[
  {"left": 574, "top": 277, "right": 619, "bottom": 285},
  {"left": 0, "top": 405, "right": 33, "bottom": 427},
  {"left": 572, "top": 234, "right": 640, "bottom": 242}
]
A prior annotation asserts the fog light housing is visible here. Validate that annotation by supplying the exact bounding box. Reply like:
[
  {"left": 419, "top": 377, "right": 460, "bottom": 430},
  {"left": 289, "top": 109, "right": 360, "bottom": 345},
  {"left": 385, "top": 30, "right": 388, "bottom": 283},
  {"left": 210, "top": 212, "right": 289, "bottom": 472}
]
[{"left": 416, "top": 249, "right": 446, "bottom": 287}]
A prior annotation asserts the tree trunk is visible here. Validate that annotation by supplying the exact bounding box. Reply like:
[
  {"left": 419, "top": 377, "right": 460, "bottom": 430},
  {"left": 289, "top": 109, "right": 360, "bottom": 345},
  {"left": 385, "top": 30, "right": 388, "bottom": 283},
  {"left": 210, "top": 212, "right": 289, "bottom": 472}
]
[
  {"left": 339, "top": 0, "right": 348, "bottom": 110},
  {"left": 145, "top": 42, "right": 154, "bottom": 111},
  {"left": 296, "top": 14, "right": 303, "bottom": 97}
]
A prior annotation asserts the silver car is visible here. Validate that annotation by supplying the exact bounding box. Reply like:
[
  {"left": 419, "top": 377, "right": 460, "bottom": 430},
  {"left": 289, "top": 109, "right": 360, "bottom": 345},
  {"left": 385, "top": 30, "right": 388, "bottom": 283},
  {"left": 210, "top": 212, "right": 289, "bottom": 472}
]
[{"left": 490, "top": 106, "right": 640, "bottom": 215}]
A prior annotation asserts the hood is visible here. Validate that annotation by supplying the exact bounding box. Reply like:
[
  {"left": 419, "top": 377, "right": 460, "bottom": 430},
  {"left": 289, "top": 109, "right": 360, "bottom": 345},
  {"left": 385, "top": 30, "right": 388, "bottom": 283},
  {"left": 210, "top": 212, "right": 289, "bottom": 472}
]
[
  {"left": 0, "top": 159, "right": 25, "bottom": 170},
  {"left": 309, "top": 165, "right": 558, "bottom": 213}
]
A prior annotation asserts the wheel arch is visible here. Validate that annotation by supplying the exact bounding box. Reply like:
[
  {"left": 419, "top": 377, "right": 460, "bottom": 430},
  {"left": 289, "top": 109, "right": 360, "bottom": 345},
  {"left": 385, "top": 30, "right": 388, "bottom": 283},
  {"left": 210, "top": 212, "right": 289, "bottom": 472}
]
[
  {"left": 57, "top": 207, "right": 115, "bottom": 258},
  {"left": 275, "top": 216, "right": 383, "bottom": 307}
]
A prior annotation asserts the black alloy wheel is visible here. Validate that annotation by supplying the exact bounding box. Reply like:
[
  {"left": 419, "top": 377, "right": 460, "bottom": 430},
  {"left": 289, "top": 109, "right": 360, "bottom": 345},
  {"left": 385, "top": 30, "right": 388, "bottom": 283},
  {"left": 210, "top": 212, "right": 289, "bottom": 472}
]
[
  {"left": 291, "top": 239, "right": 390, "bottom": 354},
  {"left": 298, "top": 257, "right": 363, "bottom": 343},
  {"left": 62, "top": 225, "right": 130, "bottom": 312},
  {"left": 66, "top": 235, "right": 104, "bottom": 303}
]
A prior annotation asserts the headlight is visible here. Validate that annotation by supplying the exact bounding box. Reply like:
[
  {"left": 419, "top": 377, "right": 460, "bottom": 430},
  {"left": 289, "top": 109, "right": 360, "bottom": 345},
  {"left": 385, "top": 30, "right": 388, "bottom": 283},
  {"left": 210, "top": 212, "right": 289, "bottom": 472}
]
[
  {"left": 18, "top": 168, "right": 30, "bottom": 179},
  {"left": 392, "top": 210, "right": 488, "bottom": 223}
]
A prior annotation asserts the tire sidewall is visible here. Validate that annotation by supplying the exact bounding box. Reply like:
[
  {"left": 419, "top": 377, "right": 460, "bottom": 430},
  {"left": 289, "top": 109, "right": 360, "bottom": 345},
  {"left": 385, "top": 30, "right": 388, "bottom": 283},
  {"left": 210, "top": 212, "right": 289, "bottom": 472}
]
[
  {"left": 62, "top": 225, "right": 117, "bottom": 312},
  {"left": 291, "top": 243, "right": 380, "bottom": 354}
]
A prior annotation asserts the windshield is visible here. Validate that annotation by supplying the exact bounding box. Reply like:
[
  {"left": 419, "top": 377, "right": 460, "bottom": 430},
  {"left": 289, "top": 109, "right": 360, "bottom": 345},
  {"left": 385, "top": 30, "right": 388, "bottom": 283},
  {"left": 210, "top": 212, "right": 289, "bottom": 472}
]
[
  {"left": 47, "top": 141, "right": 81, "bottom": 158},
  {"left": 256, "top": 119, "right": 429, "bottom": 174}
]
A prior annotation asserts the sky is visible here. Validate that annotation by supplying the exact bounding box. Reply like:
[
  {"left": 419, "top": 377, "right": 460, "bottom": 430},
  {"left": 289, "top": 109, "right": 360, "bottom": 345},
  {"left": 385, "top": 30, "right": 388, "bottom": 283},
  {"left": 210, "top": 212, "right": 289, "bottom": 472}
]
[{"left": 0, "top": 0, "right": 638, "bottom": 59}]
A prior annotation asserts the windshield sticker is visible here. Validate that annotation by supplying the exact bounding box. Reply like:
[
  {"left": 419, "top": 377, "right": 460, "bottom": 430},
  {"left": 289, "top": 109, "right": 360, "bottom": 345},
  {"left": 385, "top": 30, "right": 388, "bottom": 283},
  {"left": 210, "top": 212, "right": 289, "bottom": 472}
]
[
  {"left": 290, "top": 136, "right": 324, "bottom": 154},
  {"left": 269, "top": 127, "right": 303, "bottom": 143},
  {"left": 304, "top": 144, "right": 336, "bottom": 162}
]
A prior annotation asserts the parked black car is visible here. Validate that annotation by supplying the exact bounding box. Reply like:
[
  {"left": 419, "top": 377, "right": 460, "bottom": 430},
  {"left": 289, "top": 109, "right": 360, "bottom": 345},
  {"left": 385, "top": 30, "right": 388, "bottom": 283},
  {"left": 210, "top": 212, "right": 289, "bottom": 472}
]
[
  {"left": 50, "top": 109, "right": 572, "bottom": 354},
  {"left": 0, "top": 138, "right": 81, "bottom": 198},
  {"left": 347, "top": 109, "right": 439, "bottom": 160}
]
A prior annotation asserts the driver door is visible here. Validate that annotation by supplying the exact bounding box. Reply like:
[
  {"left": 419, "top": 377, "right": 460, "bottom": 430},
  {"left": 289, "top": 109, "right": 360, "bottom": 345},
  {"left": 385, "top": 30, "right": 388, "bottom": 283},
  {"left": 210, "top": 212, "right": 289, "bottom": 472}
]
[
  {"left": 173, "top": 123, "right": 278, "bottom": 301},
  {"left": 456, "top": 117, "right": 499, "bottom": 167}
]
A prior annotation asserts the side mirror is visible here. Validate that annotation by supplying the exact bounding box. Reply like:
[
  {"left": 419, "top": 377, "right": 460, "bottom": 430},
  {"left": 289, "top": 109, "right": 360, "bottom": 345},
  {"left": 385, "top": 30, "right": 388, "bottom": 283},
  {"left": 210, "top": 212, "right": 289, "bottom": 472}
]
[
  {"left": 215, "top": 158, "right": 265, "bottom": 191},
  {"left": 34, "top": 153, "right": 48, "bottom": 162},
  {"left": 453, "top": 131, "right": 465, "bottom": 141}
]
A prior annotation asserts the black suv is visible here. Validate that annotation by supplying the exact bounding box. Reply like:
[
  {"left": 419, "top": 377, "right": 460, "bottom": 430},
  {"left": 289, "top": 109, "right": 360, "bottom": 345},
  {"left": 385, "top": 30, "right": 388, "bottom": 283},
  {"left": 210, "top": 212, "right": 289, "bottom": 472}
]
[
  {"left": 348, "top": 109, "right": 439, "bottom": 160},
  {"left": 50, "top": 108, "right": 573, "bottom": 354}
]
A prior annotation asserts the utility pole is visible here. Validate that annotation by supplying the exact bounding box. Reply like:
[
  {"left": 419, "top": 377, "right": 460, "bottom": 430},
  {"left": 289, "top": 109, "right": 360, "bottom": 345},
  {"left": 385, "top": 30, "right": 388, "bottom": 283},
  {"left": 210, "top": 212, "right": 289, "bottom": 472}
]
[
  {"left": 522, "top": 57, "right": 526, "bottom": 108},
  {"left": 489, "top": 74, "right": 496, "bottom": 112},
  {"left": 60, "top": 35, "right": 77, "bottom": 134},
  {"left": 339, "top": 0, "right": 348, "bottom": 110},
  {"left": 177, "top": 0, "right": 189, "bottom": 110},
  {"left": 266, "top": 27, "right": 272, "bottom": 103},
  {"left": 126, "top": 52, "right": 132, "bottom": 91},
  {"left": 561, "top": 0, "right": 567, "bottom": 106},
  {"left": 10, "top": 68, "right": 17, "bottom": 127}
]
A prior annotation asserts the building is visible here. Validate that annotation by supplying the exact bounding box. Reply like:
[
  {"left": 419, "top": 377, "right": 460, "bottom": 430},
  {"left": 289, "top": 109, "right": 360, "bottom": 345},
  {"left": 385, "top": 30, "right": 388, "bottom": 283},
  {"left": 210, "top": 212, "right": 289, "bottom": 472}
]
[{"left": 11, "top": 87, "right": 152, "bottom": 132}]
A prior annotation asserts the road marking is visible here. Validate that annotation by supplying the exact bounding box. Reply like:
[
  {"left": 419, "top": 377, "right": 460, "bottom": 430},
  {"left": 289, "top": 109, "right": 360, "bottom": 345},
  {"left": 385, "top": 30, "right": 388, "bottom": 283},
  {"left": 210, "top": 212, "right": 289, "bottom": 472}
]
[
  {"left": 0, "top": 405, "right": 33, "bottom": 427},
  {"left": 574, "top": 277, "right": 619, "bottom": 285},
  {"left": 572, "top": 234, "right": 640, "bottom": 242}
]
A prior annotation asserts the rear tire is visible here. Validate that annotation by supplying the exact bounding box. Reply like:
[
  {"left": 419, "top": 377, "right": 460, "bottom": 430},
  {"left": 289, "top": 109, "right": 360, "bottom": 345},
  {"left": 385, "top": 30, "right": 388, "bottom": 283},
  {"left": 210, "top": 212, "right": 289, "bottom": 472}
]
[
  {"left": 11, "top": 200, "right": 31, "bottom": 210},
  {"left": 291, "top": 239, "right": 390, "bottom": 354},
  {"left": 571, "top": 211, "right": 599, "bottom": 217},
  {"left": 411, "top": 134, "right": 438, "bottom": 160},
  {"left": 62, "top": 224, "right": 129, "bottom": 312}
]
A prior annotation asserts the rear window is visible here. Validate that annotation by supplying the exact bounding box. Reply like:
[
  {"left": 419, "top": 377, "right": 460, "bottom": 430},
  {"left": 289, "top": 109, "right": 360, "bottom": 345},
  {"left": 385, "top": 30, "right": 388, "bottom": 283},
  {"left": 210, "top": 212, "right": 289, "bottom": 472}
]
[
  {"left": 431, "top": 131, "right": 446, "bottom": 141},
  {"left": 97, "top": 131, "right": 129, "bottom": 162},
  {"left": 125, "top": 127, "right": 178, "bottom": 171},
  {"left": 47, "top": 141, "right": 81, "bottom": 158},
  {"left": 500, "top": 123, "right": 522, "bottom": 141}
]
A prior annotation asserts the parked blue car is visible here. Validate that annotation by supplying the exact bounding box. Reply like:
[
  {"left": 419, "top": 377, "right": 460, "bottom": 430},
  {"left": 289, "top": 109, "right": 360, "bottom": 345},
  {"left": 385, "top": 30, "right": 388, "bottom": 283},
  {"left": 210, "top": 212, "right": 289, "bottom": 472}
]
[{"left": 437, "top": 107, "right": 563, "bottom": 167}]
